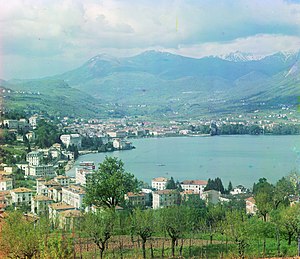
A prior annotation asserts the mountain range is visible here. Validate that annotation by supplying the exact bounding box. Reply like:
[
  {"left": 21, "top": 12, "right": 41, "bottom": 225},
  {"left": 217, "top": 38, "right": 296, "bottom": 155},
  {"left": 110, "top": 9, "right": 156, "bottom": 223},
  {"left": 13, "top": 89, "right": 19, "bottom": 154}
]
[{"left": 1, "top": 50, "right": 300, "bottom": 118}]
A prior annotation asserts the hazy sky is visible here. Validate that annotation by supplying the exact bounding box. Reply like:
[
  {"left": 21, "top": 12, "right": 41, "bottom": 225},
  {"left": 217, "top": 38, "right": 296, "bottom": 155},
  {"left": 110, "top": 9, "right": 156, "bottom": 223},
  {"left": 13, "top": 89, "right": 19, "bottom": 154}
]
[{"left": 1, "top": 0, "right": 300, "bottom": 79}]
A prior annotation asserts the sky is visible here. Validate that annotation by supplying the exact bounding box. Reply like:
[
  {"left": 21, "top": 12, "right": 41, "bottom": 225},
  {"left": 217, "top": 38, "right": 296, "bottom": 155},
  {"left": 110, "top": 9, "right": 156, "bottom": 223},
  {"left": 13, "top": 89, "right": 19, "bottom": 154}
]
[{"left": 0, "top": 0, "right": 300, "bottom": 79}]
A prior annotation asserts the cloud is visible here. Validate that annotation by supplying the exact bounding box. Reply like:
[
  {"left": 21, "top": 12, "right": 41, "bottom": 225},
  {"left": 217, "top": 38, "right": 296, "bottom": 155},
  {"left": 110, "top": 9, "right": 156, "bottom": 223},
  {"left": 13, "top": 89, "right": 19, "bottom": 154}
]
[
  {"left": 166, "top": 34, "right": 300, "bottom": 58},
  {"left": 0, "top": 0, "right": 300, "bottom": 78}
]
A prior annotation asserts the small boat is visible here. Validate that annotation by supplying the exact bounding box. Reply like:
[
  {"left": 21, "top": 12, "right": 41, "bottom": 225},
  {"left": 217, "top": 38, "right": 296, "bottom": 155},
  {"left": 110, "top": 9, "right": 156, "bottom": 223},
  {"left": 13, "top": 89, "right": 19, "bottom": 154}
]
[{"left": 156, "top": 164, "right": 166, "bottom": 167}]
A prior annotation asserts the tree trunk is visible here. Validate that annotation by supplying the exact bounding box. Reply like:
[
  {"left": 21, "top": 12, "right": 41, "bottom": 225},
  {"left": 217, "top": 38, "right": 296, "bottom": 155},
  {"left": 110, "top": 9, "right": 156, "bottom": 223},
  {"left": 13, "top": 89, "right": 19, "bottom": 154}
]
[
  {"left": 171, "top": 238, "right": 176, "bottom": 257},
  {"left": 150, "top": 240, "right": 154, "bottom": 258},
  {"left": 263, "top": 237, "right": 266, "bottom": 257},
  {"left": 142, "top": 240, "right": 146, "bottom": 259},
  {"left": 189, "top": 238, "right": 192, "bottom": 258},
  {"left": 298, "top": 233, "right": 300, "bottom": 257},
  {"left": 161, "top": 240, "right": 165, "bottom": 258},
  {"left": 209, "top": 224, "right": 213, "bottom": 244},
  {"left": 179, "top": 238, "right": 183, "bottom": 257},
  {"left": 276, "top": 228, "right": 280, "bottom": 257},
  {"left": 288, "top": 233, "right": 292, "bottom": 246}
]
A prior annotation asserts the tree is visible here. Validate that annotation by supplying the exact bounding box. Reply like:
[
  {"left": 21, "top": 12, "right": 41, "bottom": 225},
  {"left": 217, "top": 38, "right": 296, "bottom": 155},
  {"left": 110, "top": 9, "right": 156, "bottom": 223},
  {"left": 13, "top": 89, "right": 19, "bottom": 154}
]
[
  {"left": 35, "top": 119, "right": 61, "bottom": 148},
  {"left": 82, "top": 210, "right": 115, "bottom": 259},
  {"left": 165, "top": 177, "right": 176, "bottom": 189},
  {"left": 0, "top": 211, "right": 40, "bottom": 258},
  {"left": 159, "top": 206, "right": 187, "bottom": 257},
  {"left": 204, "top": 177, "right": 225, "bottom": 194},
  {"left": 131, "top": 209, "right": 155, "bottom": 259},
  {"left": 253, "top": 178, "right": 274, "bottom": 221},
  {"left": 85, "top": 157, "right": 141, "bottom": 208},
  {"left": 279, "top": 205, "right": 300, "bottom": 246},
  {"left": 225, "top": 210, "right": 250, "bottom": 259},
  {"left": 227, "top": 181, "right": 233, "bottom": 194},
  {"left": 273, "top": 177, "right": 295, "bottom": 209}
]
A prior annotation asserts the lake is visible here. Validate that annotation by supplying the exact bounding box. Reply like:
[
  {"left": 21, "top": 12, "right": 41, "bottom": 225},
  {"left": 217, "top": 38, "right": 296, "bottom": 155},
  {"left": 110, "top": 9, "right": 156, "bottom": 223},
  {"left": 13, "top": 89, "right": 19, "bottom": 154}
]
[{"left": 67, "top": 135, "right": 300, "bottom": 187}]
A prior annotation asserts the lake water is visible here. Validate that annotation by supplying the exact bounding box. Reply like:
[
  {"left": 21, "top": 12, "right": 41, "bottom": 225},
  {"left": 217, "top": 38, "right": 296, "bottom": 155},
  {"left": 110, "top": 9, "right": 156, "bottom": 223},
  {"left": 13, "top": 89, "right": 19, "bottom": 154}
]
[{"left": 67, "top": 135, "right": 300, "bottom": 187}]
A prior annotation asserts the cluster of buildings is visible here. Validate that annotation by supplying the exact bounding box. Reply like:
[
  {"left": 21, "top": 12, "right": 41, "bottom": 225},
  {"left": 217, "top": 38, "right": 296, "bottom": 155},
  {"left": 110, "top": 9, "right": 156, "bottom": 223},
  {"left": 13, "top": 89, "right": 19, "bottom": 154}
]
[{"left": 0, "top": 169, "right": 86, "bottom": 228}]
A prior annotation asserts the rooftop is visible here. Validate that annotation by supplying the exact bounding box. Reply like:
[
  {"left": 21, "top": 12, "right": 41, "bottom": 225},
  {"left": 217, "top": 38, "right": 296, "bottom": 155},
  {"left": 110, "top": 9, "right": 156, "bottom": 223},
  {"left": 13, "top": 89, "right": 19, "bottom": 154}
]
[
  {"left": 154, "top": 189, "right": 179, "bottom": 195},
  {"left": 12, "top": 187, "right": 33, "bottom": 193},
  {"left": 62, "top": 185, "right": 85, "bottom": 195},
  {"left": 181, "top": 180, "right": 208, "bottom": 185},
  {"left": 33, "top": 195, "right": 53, "bottom": 201},
  {"left": 152, "top": 177, "right": 168, "bottom": 182},
  {"left": 245, "top": 197, "right": 256, "bottom": 203},
  {"left": 49, "top": 202, "right": 74, "bottom": 210},
  {"left": 127, "top": 192, "right": 146, "bottom": 197},
  {"left": 55, "top": 175, "right": 69, "bottom": 179},
  {"left": 59, "top": 209, "right": 82, "bottom": 218}
]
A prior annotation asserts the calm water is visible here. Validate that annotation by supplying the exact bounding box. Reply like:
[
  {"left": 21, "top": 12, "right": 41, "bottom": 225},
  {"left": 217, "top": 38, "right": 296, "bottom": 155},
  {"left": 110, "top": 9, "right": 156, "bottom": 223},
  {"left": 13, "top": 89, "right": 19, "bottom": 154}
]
[{"left": 68, "top": 135, "right": 300, "bottom": 187}]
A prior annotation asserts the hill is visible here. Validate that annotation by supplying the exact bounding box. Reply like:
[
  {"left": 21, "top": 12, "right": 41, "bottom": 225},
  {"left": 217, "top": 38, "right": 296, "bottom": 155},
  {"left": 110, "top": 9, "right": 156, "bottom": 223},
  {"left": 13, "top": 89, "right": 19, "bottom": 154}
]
[{"left": 3, "top": 50, "right": 300, "bottom": 118}]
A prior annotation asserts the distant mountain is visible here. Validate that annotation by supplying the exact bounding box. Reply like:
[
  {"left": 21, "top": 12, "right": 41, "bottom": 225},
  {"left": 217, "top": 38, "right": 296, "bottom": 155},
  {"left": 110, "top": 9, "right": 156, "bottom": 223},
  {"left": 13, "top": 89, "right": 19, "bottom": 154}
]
[
  {"left": 219, "top": 51, "right": 264, "bottom": 62},
  {"left": 4, "top": 50, "right": 300, "bottom": 118}
]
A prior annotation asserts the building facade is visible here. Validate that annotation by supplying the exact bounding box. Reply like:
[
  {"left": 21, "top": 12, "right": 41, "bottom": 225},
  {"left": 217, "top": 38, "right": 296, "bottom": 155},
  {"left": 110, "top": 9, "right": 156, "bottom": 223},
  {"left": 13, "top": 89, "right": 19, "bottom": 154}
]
[
  {"left": 62, "top": 185, "right": 85, "bottom": 209},
  {"left": 151, "top": 177, "right": 169, "bottom": 190},
  {"left": 60, "top": 134, "right": 82, "bottom": 149},
  {"left": 180, "top": 180, "right": 208, "bottom": 194},
  {"left": 26, "top": 151, "right": 43, "bottom": 166},
  {"left": 152, "top": 189, "right": 180, "bottom": 209},
  {"left": 31, "top": 195, "right": 53, "bottom": 215},
  {"left": 0, "top": 177, "right": 13, "bottom": 191},
  {"left": 10, "top": 188, "right": 33, "bottom": 207}
]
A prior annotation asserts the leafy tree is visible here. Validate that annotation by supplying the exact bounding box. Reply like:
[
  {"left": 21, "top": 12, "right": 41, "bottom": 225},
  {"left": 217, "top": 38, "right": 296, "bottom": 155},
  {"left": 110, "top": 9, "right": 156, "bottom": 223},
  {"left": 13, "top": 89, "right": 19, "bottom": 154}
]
[
  {"left": 165, "top": 177, "right": 176, "bottom": 189},
  {"left": 225, "top": 210, "right": 250, "bottom": 259},
  {"left": 279, "top": 204, "right": 300, "bottom": 246},
  {"left": 131, "top": 209, "right": 155, "bottom": 259},
  {"left": 85, "top": 157, "right": 141, "bottom": 208},
  {"left": 0, "top": 211, "right": 40, "bottom": 259},
  {"left": 82, "top": 210, "right": 115, "bottom": 259},
  {"left": 159, "top": 206, "right": 187, "bottom": 257},
  {"left": 204, "top": 177, "right": 225, "bottom": 194},
  {"left": 273, "top": 177, "right": 295, "bottom": 209},
  {"left": 227, "top": 181, "right": 233, "bottom": 194},
  {"left": 206, "top": 204, "right": 226, "bottom": 244},
  {"left": 253, "top": 178, "right": 274, "bottom": 221},
  {"left": 35, "top": 119, "right": 61, "bottom": 148}
]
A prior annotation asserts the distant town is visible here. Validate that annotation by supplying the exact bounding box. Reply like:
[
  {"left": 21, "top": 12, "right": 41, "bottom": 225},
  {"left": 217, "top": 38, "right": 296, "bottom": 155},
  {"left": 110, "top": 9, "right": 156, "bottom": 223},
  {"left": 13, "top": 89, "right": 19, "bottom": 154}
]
[{"left": 0, "top": 111, "right": 299, "bottom": 218}]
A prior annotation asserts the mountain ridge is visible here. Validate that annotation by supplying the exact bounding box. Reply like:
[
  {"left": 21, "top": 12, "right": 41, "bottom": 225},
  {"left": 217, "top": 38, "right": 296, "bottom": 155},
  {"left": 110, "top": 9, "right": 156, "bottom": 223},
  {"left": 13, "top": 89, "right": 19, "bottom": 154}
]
[{"left": 4, "top": 49, "right": 300, "bottom": 118}]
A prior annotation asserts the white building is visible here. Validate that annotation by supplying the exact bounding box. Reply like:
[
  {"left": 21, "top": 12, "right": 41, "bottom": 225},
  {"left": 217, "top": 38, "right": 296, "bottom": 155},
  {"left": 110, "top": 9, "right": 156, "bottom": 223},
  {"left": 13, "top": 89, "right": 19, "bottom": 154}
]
[
  {"left": 151, "top": 177, "right": 169, "bottom": 190},
  {"left": 62, "top": 185, "right": 85, "bottom": 209},
  {"left": 125, "top": 192, "right": 147, "bottom": 207},
  {"left": 113, "top": 139, "right": 132, "bottom": 150},
  {"left": 152, "top": 189, "right": 180, "bottom": 209},
  {"left": 3, "top": 119, "right": 19, "bottom": 129},
  {"left": 75, "top": 168, "right": 94, "bottom": 186},
  {"left": 0, "top": 177, "right": 13, "bottom": 191},
  {"left": 48, "top": 202, "right": 75, "bottom": 224},
  {"left": 245, "top": 197, "right": 257, "bottom": 215},
  {"left": 25, "top": 131, "right": 36, "bottom": 141},
  {"left": 26, "top": 151, "right": 43, "bottom": 166},
  {"left": 36, "top": 178, "right": 61, "bottom": 199},
  {"left": 107, "top": 131, "right": 127, "bottom": 138},
  {"left": 60, "top": 134, "right": 82, "bottom": 149},
  {"left": 26, "top": 165, "right": 55, "bottom": 178},
  {"left": 54, "top": 175, "right": 70, "bottom": 186},
  {"left": 10, "top": 187, "right": 33, "bottom": 207},
  {"left": 29, "top": 115, "right": 39, "bottom": 128},
  {"left": 201, "top": 190, "right": 221, "bottom": 205},
  {"left": 180, "top": 180, "right": 208, "bottom": 194},
  {"left": 31, "top": 195, "right": 53, "bottom": 215}
]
